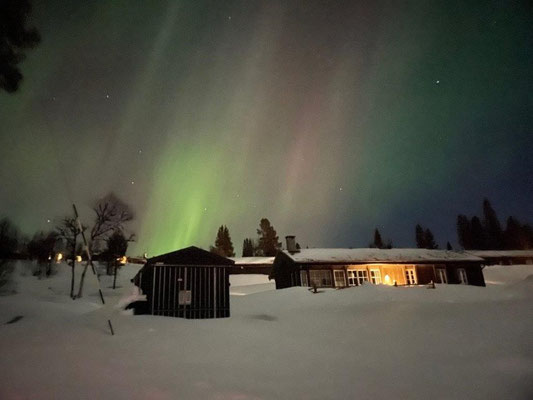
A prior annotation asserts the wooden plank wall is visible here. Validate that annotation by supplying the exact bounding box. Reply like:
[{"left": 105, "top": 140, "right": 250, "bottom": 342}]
[{"left": 150, "top": 265, "right": 230, "bottom": 319}]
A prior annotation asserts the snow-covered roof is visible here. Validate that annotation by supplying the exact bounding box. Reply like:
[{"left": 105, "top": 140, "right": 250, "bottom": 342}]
[
  {"left": 230, "top": 257, "right": 275, "bottom": 265},
  {"left": 282, "top": 248, "right": 483, "bottom": 264},
  {"left": 466, "top": 250, "right": 533, "bottom": 258}
]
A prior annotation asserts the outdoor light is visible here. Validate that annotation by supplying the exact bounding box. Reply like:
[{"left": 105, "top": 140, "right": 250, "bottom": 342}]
[
  {"left": 56, "top": 253, "right": 63, "bottom": 262},
  {"left": 384, "top": 274, "right": 391, "bottom": 284}
]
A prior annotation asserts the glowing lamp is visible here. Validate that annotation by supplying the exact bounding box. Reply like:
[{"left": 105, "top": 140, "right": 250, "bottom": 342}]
[
  {"left": 76, "top": 255, "right": 82, "bottom": 262},
  {"left": 56, "top": 253, "right": 63, "bottom": 262},
  {"left": 119, "top": 256, "right": 127, "bottom": 265},
  {"left": 384, "top": 274, "right": 391, "bottom": 284}
]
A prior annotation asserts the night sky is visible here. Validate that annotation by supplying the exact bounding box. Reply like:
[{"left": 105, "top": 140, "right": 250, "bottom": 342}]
[{"left": 0, "top": 0, "right": 531, "bottom": 256}]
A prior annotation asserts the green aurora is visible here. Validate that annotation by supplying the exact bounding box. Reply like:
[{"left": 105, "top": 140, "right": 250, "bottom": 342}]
[{"left": 0, "top": 0, "right": 531, "bottom": 255}]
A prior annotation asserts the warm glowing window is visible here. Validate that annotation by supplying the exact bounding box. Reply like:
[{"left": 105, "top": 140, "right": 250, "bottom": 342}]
[
  {"left": 309, "top": 270, "right": 333, "bottom": 287},
  {"left": 333, "top": 270, "right": 346, "bottom": 287},
  {"left": 405, "top": 268, "right": 416, "bottom": 285},
  {"left": 370, "top": 269, "right": 381, "bottom": 284},
  {"left": 347, "top": 270, "right": 368, "bottom": 286}
]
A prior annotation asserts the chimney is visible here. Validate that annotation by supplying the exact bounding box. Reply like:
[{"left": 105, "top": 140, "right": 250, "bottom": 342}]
[{"left": 286, "top": 235, "right": 298, "bottom": 253}]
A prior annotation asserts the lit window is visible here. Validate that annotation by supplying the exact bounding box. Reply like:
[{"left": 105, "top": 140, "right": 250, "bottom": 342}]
[
  {"left": 347, "top": 270, "right": 368, "bottom": 286},
  {"left": 370, "top": 269, "right": 381, "bottom": 284},
  {"left": 405, "top": 268, "right": 417, "bottom": 285}
]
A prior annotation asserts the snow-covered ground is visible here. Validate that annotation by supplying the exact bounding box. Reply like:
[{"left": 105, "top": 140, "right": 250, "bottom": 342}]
[{"left": 0, "top": 261, "right": 532, "bottom": 399}]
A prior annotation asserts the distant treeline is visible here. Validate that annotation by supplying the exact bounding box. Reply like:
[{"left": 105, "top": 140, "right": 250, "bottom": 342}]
[{"left": 457, "top": 199, "right": 532, "bottom": 250}]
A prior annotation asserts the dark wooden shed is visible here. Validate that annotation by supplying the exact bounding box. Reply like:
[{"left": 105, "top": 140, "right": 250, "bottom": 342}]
[{"left": 132, "top": 246, "right": 234, "bottom": 319}]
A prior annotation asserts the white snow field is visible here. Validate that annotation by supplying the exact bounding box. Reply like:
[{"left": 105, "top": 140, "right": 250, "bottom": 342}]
[{"left": 0, "top": 261, "right": 532, "bottom": 400}]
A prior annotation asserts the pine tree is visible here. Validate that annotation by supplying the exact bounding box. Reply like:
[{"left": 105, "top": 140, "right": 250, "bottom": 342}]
[
  {"left": 372, "top": 228, "right": 384, "bottom": 249},
  {"left": 457, "top": 215, "right": 473, "bottom": 249},
  {"left": 470, "top": 216, "right": 486, "bottom": 249},
  {"left": 504, "top": 216, "right": 521, "bottom": 249},
  {"left": 446, "top": 241, "right": 453, "bottom": 250},
  {"left": 212, "top": 225, "right": 235, "bottom": 257},
  {"left": 415, "top": 224, "right": 425, "bottom": 248},
  {"left": 0, "top": 0, "right": 41, "bottom": 93},
  {"left": 424, "top": 228, "right": 438, "bottom": 249},
  {"left": 482, "top": 199, "right": 503, "bottom": 249},
  {"left": 256, "top": 218, "right": 281, "bottom": 256},
  {"left": 242, "top": 238, "right": 254, "bottom": 257}
]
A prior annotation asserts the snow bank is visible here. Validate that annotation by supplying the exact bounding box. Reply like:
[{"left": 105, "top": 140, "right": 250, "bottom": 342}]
[
  {"left": 230, "top": 274, "right": 275, "bottom": 296},
  {"left": 484, "top": 264, "right": 533, "bottom": 285},
  {"left": 0, "top": 261, "right": 532, "bottom": 399}
]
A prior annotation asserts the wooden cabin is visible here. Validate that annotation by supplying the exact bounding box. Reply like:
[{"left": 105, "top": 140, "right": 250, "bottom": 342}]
[
  {"left": 466, "top": 250, "right": 533, "bottom": 266},
  {"left": 228, "top": 257, "right": 274, "bottom": 275},
  {"left": 272, "top": 237, "right": 486, "bottom": 289},
  {"left": 131, "top": 246, "right": 234, "bottom": 319}
]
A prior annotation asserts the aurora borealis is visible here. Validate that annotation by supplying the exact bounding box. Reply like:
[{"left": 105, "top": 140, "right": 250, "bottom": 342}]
[{"left": 0, "top": 0, "right": 531, "bottom": 256}]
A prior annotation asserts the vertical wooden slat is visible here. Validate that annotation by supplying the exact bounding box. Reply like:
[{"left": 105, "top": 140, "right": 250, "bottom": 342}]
[
  {"left": 151, "top": 266, "right": 156, "bottom": 315},
  {"left": 213, "top": 267, "right": 217, "bottom": 318}
]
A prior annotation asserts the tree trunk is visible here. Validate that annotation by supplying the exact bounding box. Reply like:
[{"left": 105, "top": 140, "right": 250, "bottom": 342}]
[
  {"left": 70, "top": 259, "right": 75, "bottom": 299},
  {"left": 113, "top": 262, "right": 117, "bottom": 289}
]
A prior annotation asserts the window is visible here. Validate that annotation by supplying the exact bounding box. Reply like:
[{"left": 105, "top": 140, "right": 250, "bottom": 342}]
[
  {"left": 347, "top": 270, "right": 368, "bottom": 286},
  {"left": 300, "top": 270, "right": 308, "bottom": 287},
  {"left": 436, "top": 268, "right": 447, "bottom": 284},
  {"left": 309, "top": 270, "right": 333, "bottom": 287},
  {"left": 405, "top": 268, "right": 416, "bottom": 285},
  {"left": 370, "top": 269, "right": 381, "bottom": 284},
  {"left": 333, "top": 270, "right": 346, "bottom": 287},
  {"left": 457, "top": 268, "right": 468, "bottom": 285}
]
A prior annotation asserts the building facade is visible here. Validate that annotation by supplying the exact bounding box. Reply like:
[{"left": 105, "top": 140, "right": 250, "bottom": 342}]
[
  {"left": 272, "top": 238, "right": 486, "bottom": 289},
  {"left": 132, "top": 246, "right": 233, "bottom": 319}
]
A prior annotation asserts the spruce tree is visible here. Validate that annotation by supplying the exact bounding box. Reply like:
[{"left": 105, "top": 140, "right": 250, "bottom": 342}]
[
  {"left": 457, "top": 215, "right": 473, "bottom": 249},
  {"left": 470, "top": 216, "right": 486, "bottom": 249},
  {"left": 256, "top": 218, "right": 281, "bottom": 256},
  {"left": 482, "top": 199, "right": 503, "bottom": 249},
  {"left": 373, "top": 228, "right": 384, "bottom": 249},
  {"left": 415, "top": 224, "right": 425, "bottom": 248},
  {"left": 424, "top": 228, "right": 438, "bottom": 249},
  {"left": 212, "top": 225, "right": 235, "bottom": 257},
  {"left": 242, "top": 238, "right": 254, "bottom": 257},
  {"left": 446, "top": 241, "right": 453, "bottom": 250}
]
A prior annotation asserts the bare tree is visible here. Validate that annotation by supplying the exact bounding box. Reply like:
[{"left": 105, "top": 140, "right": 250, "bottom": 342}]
[
  {"left": 89, "top": 193, "right": 134, "bottom": 253},
  {"left": 56, "top": 218, "right": 84, "bottom": 299},
  {"left": 76, "top": 193, "right": 134, "bottom": 298}
]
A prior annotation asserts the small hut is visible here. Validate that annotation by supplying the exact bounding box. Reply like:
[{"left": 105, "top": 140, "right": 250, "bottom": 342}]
[{"left": 132, "top": 246, "right": 234, "bottom": 319}]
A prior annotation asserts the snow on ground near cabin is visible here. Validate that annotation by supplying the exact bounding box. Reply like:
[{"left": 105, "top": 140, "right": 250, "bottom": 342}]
[
  {"left": 483, "top": 263, "right": 533, "bottom": 285},
  {"left": 0, "top": 262, "right": 532, "bottom": 400},
  {"left": 230, "top": 274, "right": 275, "bottom": 296}
]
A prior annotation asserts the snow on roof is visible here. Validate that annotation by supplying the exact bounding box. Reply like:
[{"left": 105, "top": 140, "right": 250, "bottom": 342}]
[
  {"left": 466, "top": 250, "right": 533, "bottom": 258},
  {"left": 283, "top": 248, "right": 483, "bottom": 264},
  {"left": 230, "top": 257, "right": 275, "bottom": 265}
]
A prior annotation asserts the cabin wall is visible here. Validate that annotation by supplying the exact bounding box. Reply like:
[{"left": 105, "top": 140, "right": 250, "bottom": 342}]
[
  {"left": 415, "top": 265, "right": 436, "bottom": 284},
  {"left": 146, "top": 265, "right": 230, "bottom": 319}
]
